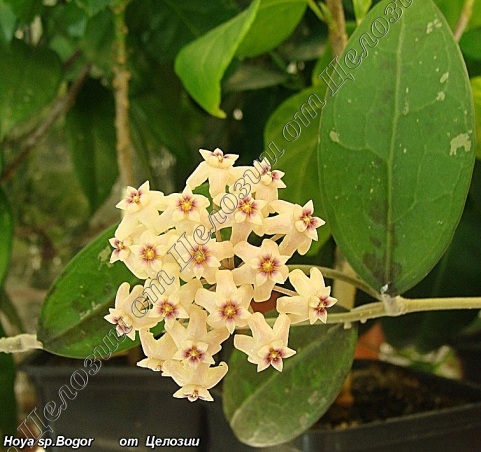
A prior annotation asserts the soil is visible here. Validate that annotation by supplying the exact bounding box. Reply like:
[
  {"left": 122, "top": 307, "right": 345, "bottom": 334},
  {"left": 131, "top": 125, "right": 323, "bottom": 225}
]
[{"left": 317, "top": 360, "right": 475, "bottom": 430}]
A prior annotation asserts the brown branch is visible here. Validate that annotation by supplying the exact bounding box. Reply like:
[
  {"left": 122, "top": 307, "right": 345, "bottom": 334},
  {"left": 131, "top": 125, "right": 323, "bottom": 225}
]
[
  {"left": 454, "top": 0, "right": 475, "bottom": 42},
  {"left": 0, "top": 64, "right": 91, "bottom": 185},
  {"left": 326, "top": 0, "right": 348, "bottom": 58},
  {"left": 113, "top": 0, "right": 134, "bottom": 188}
]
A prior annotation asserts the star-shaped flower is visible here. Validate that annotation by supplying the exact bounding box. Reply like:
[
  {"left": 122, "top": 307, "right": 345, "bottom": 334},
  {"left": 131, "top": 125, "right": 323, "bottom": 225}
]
[
  {"left": 233, "top": 239, "right": 289, "bottom": 302},
  {"left": 234, "top": 313, "right": 296, "bottom": 372},
  {"left": 277, "top": 268, "right": 337, "bottom": 324},
  {"left": 195, "top": 270, "right": 252, "bottom": 333},
  {"left": 164, "top": 361, "right": 228, "bottom": 402},
  {"left": 104, "top": 283, "right": 158, "bottom": 341},
  {"left": 137, "top": 329, "right": 178, "bottom": 372},
  {"left": 186, "top": 148, "right": 239, "bottom": 197},
  {"left": 264, "top": 200, "right": 325, "bottom": 255}
]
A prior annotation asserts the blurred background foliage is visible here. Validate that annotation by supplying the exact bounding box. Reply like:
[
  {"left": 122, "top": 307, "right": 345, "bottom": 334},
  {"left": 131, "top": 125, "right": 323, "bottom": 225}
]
[{"left": 0, "top": 0, "right": 480, "bottom": 439}]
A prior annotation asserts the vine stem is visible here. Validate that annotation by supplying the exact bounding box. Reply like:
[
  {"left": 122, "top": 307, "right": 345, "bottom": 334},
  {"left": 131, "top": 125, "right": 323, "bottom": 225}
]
[
  {"left": 454, "top": 0, "right": 475, "bottom": 42},
  {"left": 325, "top": 0, "right": 348, "bottom": 58},
  {"left": 112, "top": 0, "right": 134, "bottom": 188},
  {"left": 0, "top": 334, "right": 43, "bottom": 353}
]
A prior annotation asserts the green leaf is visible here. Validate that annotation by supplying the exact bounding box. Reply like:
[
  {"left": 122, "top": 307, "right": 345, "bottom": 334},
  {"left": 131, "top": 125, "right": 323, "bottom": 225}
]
[
  {"left": 472, "top": 77, "right": 481, "bottom": 159},
  {"left": 0, "top": 40, "right": 62, "bottom": 139},
  {"left": 126, "top": 0, "right": 239, "bottom": 63},
  {"left": 223, "top": 322, "right": 357, "bottom": 447},
  {"left": 66, "top": 79, "right": 118, "bottom": 213},
  {"left": 75, "top": 0, "right": 114, "bottom": 17},
  {"left": 0, "top": 188, "right": 12, "bottom": 287},
  {"left": 4, "top": 0, "right": 43, "bottom": 24},
  {"left": 318, "top": 0, "right": 476, "bottom": 296},
  {"left": 236, "top": 0, "right": 307, "bottom": 58},
  {"left": 0, "top": 321, "right": 17, "bottom": 438},
  {"left": 353, "top": 0, "right": 372, "bottom": 24},
  {"left": 174, "top": 0, "right": 260, "bottom": 118},
  {"left": 460, "top": 28, "right": 481, "bottom": 62},
  {"left": 37, "top": 224, "right": 143, "bottom": 358},
  {"left": 0, "top": 0, "right": 16, "bottom": 44},
  {"left": 223, "top": 64, "right": 289, "bottom": 93},
  {"left": 78, "top": 8, "right": 115, "bottom": 74},
  {"left": 264, "top": 86, "right": 331, "bottom": 249},
  {"left": 0, "top": 288, "right": 25, "bottom": 333}
]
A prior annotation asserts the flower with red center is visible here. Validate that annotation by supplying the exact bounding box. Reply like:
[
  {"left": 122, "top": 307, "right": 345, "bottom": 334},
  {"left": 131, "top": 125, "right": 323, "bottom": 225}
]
[
  {"left": 164, "top": 361, "right": 228, "bottom": 402},
  {"left": 233, "top": 239, "right": 289, "bottom": 302},
  {"left": 179, "top": 238, "right": 233, "bottom": 283},
  {"left": 264, "top": 199, "right": 325, "bottom": 256},
  {"left": 156, "top": 186, "right": 210, "bottom": 234},
  {"left": 196, "top": 270, "right": 252, "bottom": 333},
  {"left": 179, "top": 340, "right": 210, "bottom": 367},
  {"left": 234, "top": 313, "right": 296, "bottom": 372},
  {"left": 277, "top": 268, "right": 337, "bottom": 324},
  {"left": 186, "top": 148, "right": 239, "bottom": 197},
  {"left": 129, "top": 231, "right": 169, "bottom": 279},
  {"left": 104, "top": 283, "right": 158, "bottom": 340}
]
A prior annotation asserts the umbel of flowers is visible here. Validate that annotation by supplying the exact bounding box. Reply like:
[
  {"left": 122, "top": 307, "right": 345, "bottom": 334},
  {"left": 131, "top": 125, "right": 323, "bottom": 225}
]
[{"left": 106, "top": 148, "right": 337, "bottom": 402}]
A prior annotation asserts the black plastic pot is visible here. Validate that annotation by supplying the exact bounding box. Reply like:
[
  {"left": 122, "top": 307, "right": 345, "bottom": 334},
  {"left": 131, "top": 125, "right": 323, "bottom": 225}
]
[{"left": 22, "top": 354, "right": 481, "bottom": 451}]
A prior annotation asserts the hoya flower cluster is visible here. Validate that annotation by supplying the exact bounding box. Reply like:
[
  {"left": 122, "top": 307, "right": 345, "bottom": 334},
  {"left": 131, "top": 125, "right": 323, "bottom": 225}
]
[{"left": 105, "top": 148, "right": 336, "bottom": 402}]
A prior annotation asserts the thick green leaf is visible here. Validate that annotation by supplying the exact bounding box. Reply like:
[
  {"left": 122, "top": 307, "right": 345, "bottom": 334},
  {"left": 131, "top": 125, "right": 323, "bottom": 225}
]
[
  {"left": 174, "top": 0, "right": 260, "bottom": 118},
  {"left": 0, "top": 188, "right": 12, "bottom": 287},
  {"left": 0, "top": 0, "right": 16, "bottom": 44},
  {"left": 78, "top": 8, "right": 115, "bottom": 74},
  {"left": 353, "top": 0, "right": 372, "bottom": 23},
  {"left": 460, "top": 28, "right": 481, "bottom": 62},
  {"left": 75, "top": 0, "right": 114, "bottom": 17},
  {"left": 0, "top": 322, "right": 17, "bottom": 438},
  {"left": 264, "top": 86, "right": 331, "bottom": 250},
  {"left": 236, "top": 0, "right": 307, "bottom": 58},
  {"left": 0, "top": 40, "right": 62, "bottom": 139},
  {"left": 37, "top": 224, "right": 143, "bottom": 358},
  {"left": 318, "top": 0, "right": 476, "bottom": 296},
  {"left": 4, "top": 0, "right": 43, "bottom": 24},
  {"left": 224, "top": 322, "right": 357, "bottom": 447},
  {"left": 66, "top": 80, "right": 118, "bottom": 213},
  {"left": 126, "top": 0, "right": 239, "bottom": 63},
  {"left": 472, "top": 77, "right": 481, "bottom": 159}
]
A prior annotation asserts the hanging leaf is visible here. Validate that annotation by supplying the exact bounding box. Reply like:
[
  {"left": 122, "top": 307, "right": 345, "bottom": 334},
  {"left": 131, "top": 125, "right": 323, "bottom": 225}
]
[
  {"left": 264, "top": 86, "right": 331, "bottom": 250},
  {"left": 174, "top": 0, "right": 260, "bottom": 118},
  {"left": 66, "top": 79, "right": 118, "bottom": 213},
  {"left": 37, "top": 224, "right": 149, "bottom": 358},
  {"left": 318, "top": 0, "right": 476, "bottom": 296},
  {"left": 236, "top": 0, "right": 307, "bottom": 58},
  {"left": 0, "top": 40, "right": 62, "bottom": 139},
  {"left": 223, "top": 322, "right": 357, "bottom": 447}
]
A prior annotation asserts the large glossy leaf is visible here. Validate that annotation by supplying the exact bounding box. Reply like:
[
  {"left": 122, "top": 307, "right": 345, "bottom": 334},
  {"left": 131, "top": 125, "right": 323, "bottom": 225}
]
[
  {"left": 0, "top": 40, "right": 62, "bottom": 139},
  {"left": 224, "top": 322, "right": 357, "bottom": 447},
  {"left": 0, "top": 0, "right": 16, "bottom": 44},
  {"left": 318, "top": 0, "right": 476, "bottom": 296},
  {"left": 37, "top": 224, "right": 143, "bottom": 358},
  {"left": 236, "top": 0, "right": 307, "bottom": 58},
  {"left": 0, "top": 188, "right": 12, "bottom": 287},
  {"left": 473, "top": 77, "right": 481, "bottom": 159},
  {"left": 174, "top": 0, "right": 260, "bottom": 118},
  {"left": 264, "top": 86, "right": 331, "bottom": 250},
  {"left": 0, "top": 321, "right": 17, "bottom": 437},
  {"left": 66, "top": 79, "right": 118, "bottom": 213},
  {"left": 126, "top": 0, "right": 239, "bottom": 63}
]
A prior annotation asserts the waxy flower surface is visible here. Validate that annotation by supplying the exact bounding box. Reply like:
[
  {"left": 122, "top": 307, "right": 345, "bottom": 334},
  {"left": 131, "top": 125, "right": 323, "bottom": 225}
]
[{"left": 108, "top": 147, "right": 330, "bottom": 401}]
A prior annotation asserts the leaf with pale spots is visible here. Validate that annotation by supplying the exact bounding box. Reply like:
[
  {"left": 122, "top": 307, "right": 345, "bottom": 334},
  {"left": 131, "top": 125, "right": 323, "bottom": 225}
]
[
  {"left": 223, "top": 321, "right": 357, "bottom": 447},
  {"left": 37, "top": 224, "right": 162, "bottom": 358},
  {"left": 318, "top": 0, "right": 476, "bottom": 296}
]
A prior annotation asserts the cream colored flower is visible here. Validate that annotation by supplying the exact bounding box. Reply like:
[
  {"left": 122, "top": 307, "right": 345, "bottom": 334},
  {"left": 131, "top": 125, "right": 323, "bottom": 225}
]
[
  {"left": 277, "top": 268, "right": 337, "bottom": 324},
  {"left": 164, "top": 361, "right": 228, "bottom": 402},
  {"left": 233, "top": 239, "right": 289, "bottom": 302},
  {"left": 195, "top": 270, "right": 252, "bottom": 333},
  {"left": 137, "top": 329, "right": 178, "bottom": 372},
  {"left": 186, "top": 148, "right": 239, "bottom": 197},
  {"left": 234, "top": 313, "right": 295, "bottom": 372}
]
